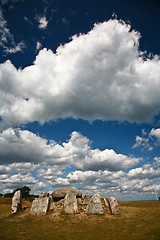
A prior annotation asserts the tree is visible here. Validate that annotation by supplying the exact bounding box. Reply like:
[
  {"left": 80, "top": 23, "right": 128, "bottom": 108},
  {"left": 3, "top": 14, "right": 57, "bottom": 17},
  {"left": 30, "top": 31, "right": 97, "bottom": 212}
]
[{"left": 13, "top": 186, "right": 31, "bottom": 199}]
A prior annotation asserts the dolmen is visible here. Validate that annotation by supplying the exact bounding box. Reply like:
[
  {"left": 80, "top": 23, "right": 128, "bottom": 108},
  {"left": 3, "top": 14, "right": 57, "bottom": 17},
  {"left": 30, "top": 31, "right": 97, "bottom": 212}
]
[
  {"left": 11, "top": 190, "right": 22, "bottom": 214},
  {"left": 85, "top": 193, "right": 103, "bottom": 214}
]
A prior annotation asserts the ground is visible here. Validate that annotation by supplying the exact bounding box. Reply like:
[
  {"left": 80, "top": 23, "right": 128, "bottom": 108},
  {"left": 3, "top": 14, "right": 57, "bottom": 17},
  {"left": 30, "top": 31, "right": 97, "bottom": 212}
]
[{"left": 0, "top": 197, "right": 160, "bottom": 240}]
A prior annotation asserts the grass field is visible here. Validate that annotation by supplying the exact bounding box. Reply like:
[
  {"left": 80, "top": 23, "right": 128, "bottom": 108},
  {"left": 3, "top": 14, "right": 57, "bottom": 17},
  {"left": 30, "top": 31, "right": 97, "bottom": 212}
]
[{"left": 0, "top": 197, "right": 160, "bottom": 240}]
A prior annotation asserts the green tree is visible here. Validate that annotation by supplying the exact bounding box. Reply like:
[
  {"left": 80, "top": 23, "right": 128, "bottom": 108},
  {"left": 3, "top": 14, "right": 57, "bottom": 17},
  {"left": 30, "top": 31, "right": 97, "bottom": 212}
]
[{"left": 13, "top": 186, "right": 31, "bottom": 198}]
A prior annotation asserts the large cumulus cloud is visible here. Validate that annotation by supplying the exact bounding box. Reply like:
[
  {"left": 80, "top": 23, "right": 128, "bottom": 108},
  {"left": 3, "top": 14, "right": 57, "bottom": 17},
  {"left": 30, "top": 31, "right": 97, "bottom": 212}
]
[
  {"left": 0, "top": 128, "right": 141, "bottom": 170},
  {"left": 1, "top": 19, "right": 160, "bottom": 130}
]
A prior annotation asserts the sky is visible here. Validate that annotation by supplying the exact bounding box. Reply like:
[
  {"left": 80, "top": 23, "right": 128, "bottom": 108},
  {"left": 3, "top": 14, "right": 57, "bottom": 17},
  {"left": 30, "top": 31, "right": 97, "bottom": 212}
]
[{"left": 0, "top": 0, "right": 160, "bottom": 201}]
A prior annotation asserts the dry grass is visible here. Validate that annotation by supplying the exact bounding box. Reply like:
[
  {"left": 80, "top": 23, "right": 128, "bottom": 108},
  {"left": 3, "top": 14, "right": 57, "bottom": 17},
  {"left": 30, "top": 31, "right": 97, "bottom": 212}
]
[{"left": 0, "top": 197, "right": 160, "bottom": 240}]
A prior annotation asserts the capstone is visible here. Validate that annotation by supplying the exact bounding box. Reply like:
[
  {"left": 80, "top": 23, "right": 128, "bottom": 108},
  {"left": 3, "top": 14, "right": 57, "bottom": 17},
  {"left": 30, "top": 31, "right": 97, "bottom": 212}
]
[{"left": 52, "top": 187, "right": 82, "bottom": 200}]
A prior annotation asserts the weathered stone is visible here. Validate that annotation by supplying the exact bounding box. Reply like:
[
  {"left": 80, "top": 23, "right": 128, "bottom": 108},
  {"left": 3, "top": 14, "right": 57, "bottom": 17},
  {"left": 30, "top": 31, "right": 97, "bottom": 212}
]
[
  {"left": 55, "top": 199, "right": 64, "bottom": 207},
  {"left": 49, "top": 193, "right": 53, "bottom": 201},
  {"left": 83, "top": 195, "right": 90, "bottom": 204},
  {"left": 77, "top": 198, "right": 82, "bottom": 204},
  {"left": 30, "top": 197, "right": 50, "bottom": 215},
  {"left": 49, "top": 202, "right": 56, "bottom": 211},
  {"left": 52, "top": 187, "right": 82, "bottom": 200},
  {"left": 104, "top": 198, "right": 109, "bottom": 207},
  {"left": 39, "top": 192, "right": 49, "bottom": 198},
  {"left": 108, "top": 197, "right": 119, "bottom": 215},
  {"left": 85, "top": 193, "right": 103, "bottom": 214},
  {"left": 11, "top": 190, "right": 22, "bottom": 214},
  {"left": 64, "top": 190, "right": 78, "bottom": 214}
]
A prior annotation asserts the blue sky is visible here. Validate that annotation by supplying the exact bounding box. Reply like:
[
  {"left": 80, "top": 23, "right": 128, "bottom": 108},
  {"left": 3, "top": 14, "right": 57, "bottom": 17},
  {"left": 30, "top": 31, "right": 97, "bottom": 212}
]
[{"left": 0, "top": 0, "right": 160, "bottom": 201}]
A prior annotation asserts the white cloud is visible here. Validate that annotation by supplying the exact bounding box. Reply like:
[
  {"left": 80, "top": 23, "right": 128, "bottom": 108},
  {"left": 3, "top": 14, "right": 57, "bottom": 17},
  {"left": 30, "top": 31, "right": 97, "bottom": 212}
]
[
  {"left": 150, "top": 128, "right": 160, "bottom": 145},
  {"left": 36, "top": 41, "right": 42, "bottom": 51},
  {"left": 0, "top": 128, "right": 141, "bottom": 171},
  {"left": 4, "top": 41, "right": 25, "bottom": 53},
  {"left": 0, "top": 9, "right": 25, "bottom": 53},
  {"left": 132, "top": 128, "right": 160, "bottom": 151},
  {"left": 0, "top": 19, "right": 160, "bottom": 129},
  {"left": 36, "top": 15, "right": 48, "bottom": 29}
]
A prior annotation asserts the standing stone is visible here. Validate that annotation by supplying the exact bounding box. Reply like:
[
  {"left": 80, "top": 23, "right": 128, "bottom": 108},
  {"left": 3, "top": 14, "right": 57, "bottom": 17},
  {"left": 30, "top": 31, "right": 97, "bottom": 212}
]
[
  {"left": 108, "top": 197, "right": 119, "bottom": 215},
  {"left": 11, "top": 190, "right": 22, "bottom": 214},
  {"left": 104, "top": 198, "right": 109, "bottom": 207},
  {"left": 64, "top": 190, "right": 78, "bottom": 214},
  {"left": 85, "top": 193, "right": 103, "bottom": 214},
  {"left": 30, "top": 197, "right": 50, "bottom": 215}
]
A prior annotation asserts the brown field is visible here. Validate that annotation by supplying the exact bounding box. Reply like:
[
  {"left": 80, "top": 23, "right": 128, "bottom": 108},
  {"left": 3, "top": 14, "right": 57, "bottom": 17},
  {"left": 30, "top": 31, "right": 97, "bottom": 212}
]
[{"left": 0, "top": 197, "right": 160, "bottom": 240}]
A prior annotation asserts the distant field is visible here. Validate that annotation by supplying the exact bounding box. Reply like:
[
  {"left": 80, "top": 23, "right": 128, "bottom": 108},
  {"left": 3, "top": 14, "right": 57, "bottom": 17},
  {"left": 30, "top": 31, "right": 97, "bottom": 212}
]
[{"left": 0, "top": 197, "right": 160, "bottom": 240}]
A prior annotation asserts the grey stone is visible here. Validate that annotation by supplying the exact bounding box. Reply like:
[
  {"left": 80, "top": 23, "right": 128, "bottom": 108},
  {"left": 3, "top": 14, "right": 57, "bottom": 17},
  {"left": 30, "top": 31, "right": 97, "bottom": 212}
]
[
  {"left": 83, "top": 195, "right": 90, "bottom": 204},
  {"left": 104, "top": 198, "right": 109, "bottom": 207},
  {"left": 30, "top": 197, "right": 50, "bottom": 215},
  {"left": 49, "top": 202, "right": 56, "bottom": 211},
  {"left": 64, "top": 190, "right": 78, "bottom": 214},
  {"left": 77, "top": 198, "right": 82, "bottom": 204},
  {"left": 52, "top": 187, "right": 82, "bottom": 200},
  {"left": 39, "top": 192, "right": 49, "bottom": 198},
  {"left": 85, "top": 193, "right": 103, "bottom": 214},
  {"left": 11, "top": 190, "right": 22, "bottom": 214},
  {"left": 108, "top": 197, "right": 119, "bottom": 215},
  {"left": 55, "top": 199, "right": 64, "bottom": 207}
]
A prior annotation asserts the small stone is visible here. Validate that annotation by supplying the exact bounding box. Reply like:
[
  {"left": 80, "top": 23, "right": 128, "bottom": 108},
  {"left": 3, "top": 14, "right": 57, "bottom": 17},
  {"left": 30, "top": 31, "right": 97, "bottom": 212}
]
[
  {"left": 30, "top": 197, "right": 50, "bottom": 216},
  {"left": 85, "top": 193, "right": 103, "bottom": 214},
  {"left": 11, "top": 190, "right": 22, "bottom": 214},
  {"left": 64, "top": 190, "right": 78, "bottom": 214},
  {"left": 108, "top": 197, "right": 119, "bottom": 215}
]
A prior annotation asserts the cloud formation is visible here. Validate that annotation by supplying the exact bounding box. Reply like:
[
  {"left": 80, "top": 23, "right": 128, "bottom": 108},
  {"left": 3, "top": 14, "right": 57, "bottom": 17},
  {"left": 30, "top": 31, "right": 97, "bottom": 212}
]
[
  {"left": 36, "top": 15, "right": 48, "bottom": 29},
  {"left": 0, "top": 9, "right": 25, "bottom": 53},
  {"left": 132, "top": 128, "right": 160, "bottom": 151},
  {"left": 0, "top": 19, "right": 160, "bottom": 130},
  {"left": 0, "top": 128, "right": 141, "bottom": 170},
  {"left": 0, "top": 127, "right": 159, "bottom": 200}
]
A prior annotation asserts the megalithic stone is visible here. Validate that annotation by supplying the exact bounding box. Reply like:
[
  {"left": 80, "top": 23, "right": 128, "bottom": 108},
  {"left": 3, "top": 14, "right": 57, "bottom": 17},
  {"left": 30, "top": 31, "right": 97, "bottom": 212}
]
[
  {"left": 108, "top": 197, "right": 119, "bottom": 215},
  {"left": 64, "top": 190, "right": 78, "bottom": 214},
  {"left": 11, "top": 190, "right": 22, "bottom": 214},
  {"left": 85, "top": 193, "right": 104, "bottom": 214}
]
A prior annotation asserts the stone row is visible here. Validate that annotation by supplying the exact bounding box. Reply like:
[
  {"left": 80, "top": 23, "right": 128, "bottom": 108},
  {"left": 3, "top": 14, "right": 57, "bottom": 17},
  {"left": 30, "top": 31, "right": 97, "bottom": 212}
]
[{"left": 11, "top": 187, "right": 119, "bottom": 216}]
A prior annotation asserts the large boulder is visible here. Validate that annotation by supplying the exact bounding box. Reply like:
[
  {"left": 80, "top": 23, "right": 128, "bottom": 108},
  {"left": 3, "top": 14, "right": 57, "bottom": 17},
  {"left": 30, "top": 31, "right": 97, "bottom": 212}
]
[
  {"left": 52, "top": 187, "right": 82, "bottom": 200},
  {"left": 64, "top": 190, "right": 78, "bottom": 214},
  {"left": 11, "top": 190, "right": 22, "bottom": 214},
  {"left": 30, "top": 197, "right": 50, "bottom": 216},
  {"left": 85, "top": 193, "right": 103, "bottom": 214},
  {"left": 108, "top": 197, "right": 119, "bottom": 215}
]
